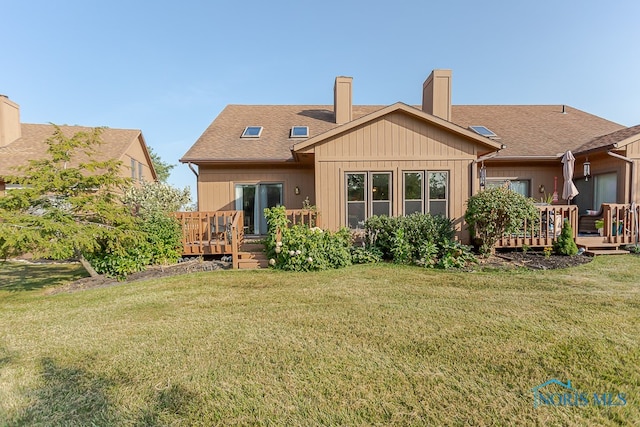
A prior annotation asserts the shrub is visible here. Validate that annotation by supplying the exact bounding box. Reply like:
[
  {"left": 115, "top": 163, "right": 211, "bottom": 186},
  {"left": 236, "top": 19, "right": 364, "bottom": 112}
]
[
  {"left": 140, "top": 212, "right": 183, "bottom": 265},
  {"left": 351, "top": 246, "right": 383, "bottom": 264},
  {"left": 264, "top": 206, "right": 351, "bottom": 271},
  {"left": 364, "top": 213, "right": 474, "bottom": 269},
  {"left": 464, "top": 187, "right": 538, "bottom": 256},
  {"left": 553, "top": 219, "right": 579, "bottom": 256},
  {"left": 364, "top": 213, "right": 454, "bottom": 260}
]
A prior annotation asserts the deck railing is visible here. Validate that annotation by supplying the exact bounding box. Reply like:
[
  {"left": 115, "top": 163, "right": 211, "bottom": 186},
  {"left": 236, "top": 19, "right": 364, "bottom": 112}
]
[
  {"left": 173, "top": 211, "right": 244, "bottom": 267},
  {"left": 286, "top": 209, "right": 320, "bottom": 227},
  {"left": 602, "top": 203, "right": 640, "bottom": 245},
  {"left": 496, "top": 205, "right": 578, "bottom": 248}
]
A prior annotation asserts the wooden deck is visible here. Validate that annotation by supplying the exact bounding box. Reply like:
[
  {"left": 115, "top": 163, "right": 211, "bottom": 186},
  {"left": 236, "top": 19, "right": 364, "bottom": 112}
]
[
  {"left": 496, "top": 203, "right": 639, "bottom": 250},
  {"left": 173, "top": 209, "right": 320, "bottom": 269},
  {"left": 496, "top": 205, "right": 579, "bottom": 248}
]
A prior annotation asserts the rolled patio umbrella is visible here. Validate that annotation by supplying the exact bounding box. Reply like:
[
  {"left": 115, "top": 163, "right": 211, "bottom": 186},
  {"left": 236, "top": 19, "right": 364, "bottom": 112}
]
[{"left": 561, "top": 151, "right": 579, "bottom": 202}]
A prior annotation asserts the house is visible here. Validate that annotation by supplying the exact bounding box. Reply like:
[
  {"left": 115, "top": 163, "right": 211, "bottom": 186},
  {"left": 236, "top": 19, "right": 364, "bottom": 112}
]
[
  {"left": 181, "top": 69, "right": 640, "bottom": 250},
  {"left": 0, "top": 95, "right": 157, "bottom": 194}
]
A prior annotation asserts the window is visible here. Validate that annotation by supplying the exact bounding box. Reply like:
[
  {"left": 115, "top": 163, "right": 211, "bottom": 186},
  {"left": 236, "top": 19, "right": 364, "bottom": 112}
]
[
  {"left": 345, "top": 172, "right": 392, "bottom": 229},
  {"left": 404, "top": 172, "right": 423, "bottom": 215},
  {"left": 130, "top": 158, "right": 136, "bottom": 179},
  {"left": 486, "top": 179, "right": 530, "bottom": 197},
  {"left": 469, "top": 126, "right": 498, "bottom": 139},
  {"left": 241, "top": 126, "right": 263, "bottom": 138},
  {"left": 402, "top": 171, "right": 449, "bottom": 217},
  {"left": 428, "top": 171, "right": 448, "bottom": 216},
  {"left": 138, "top": 162, "right": 144, "bottom": 181},
  {"left": 290, "top": 126, "right": 309, "bottom": 138}
]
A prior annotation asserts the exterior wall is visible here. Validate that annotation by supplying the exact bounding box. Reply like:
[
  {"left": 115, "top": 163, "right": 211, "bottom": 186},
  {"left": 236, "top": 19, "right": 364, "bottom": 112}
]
[
  {"left": 0, "top": 96, "right": 21, "bottom": 148},
  {"left": 312, "top": 111, "right": 483, "bottom": 241},
  {"left": 121, "top": 135, "right": 154, "bottom": 186},
  {"left": 574, "top": 152, "right": 629, "bottom": 207},
  {"left": 197, "top": 164, "right": 315, "bottom": 211},
  {"left": 623, "top": 140, "right": 640, "bottom": 203},
  {"left": 484, "top": 163, "right": 563, "bottom": 202}
]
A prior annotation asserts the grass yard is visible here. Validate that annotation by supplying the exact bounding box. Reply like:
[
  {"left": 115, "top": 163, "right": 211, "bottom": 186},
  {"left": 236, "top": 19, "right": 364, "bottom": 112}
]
[{"left": 0, "top": 257, "right": 638, "bottom": 426}]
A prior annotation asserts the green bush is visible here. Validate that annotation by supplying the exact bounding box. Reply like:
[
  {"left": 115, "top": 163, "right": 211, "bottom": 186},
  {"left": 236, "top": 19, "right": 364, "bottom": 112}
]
[
  {"left": 140, "top": 213, "right": 183, "bottom": 265},
  {"left": 553, "top": 220, "right": 579, "bottom": 256},
  {"left": 364, "top": 213, "right": 454, "bottom": 260},
  {"left": 364, "top": 213, "right": 475, "bottom": 269},
  {"left": 464, "top": 187, "right": 538, "bottom": 256},
  {"left": 264, "top": 206, "right": 352, "bottom": 271},
  {"left": 351, "top": 246, "right": 383, "bottom": 264}
]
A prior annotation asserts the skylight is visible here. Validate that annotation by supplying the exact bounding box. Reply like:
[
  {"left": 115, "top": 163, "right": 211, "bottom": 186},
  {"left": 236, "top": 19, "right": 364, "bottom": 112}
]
[
  {"left": 290, "top": 126, "right": 309, "bottom": 138},
  {"left": 241, "top": 126, "right": 263, "bottom": 138},
  {"left": 469, "top": 126, "right": 498, "bottom": 138}
]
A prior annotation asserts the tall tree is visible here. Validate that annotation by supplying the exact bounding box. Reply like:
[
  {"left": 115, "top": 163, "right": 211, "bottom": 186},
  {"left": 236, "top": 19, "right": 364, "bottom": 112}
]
[
  {"left": 0, "top": 125, "right": 145, "bottom": 276},
  {"left": 147, "top": 146, "right": 174, "bottom": 183}
]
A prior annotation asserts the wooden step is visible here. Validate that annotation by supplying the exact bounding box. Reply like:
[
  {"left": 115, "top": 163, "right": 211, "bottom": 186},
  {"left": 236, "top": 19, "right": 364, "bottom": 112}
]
[
  {"left": 240, "top": 243, "right": 266, "bottom": 252},
  {"left": 236, "top": 250, "right": 268, "bottom": 269},
  {"left": 584, "top": 249, "right": 629, "bottom": 257}
]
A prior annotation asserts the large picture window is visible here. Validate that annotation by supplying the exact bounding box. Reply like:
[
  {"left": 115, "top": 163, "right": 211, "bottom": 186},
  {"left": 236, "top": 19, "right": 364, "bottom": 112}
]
[
  {"left": 402, "top": 170, "right": 449, "bottom": 217},
  {"left": 345, "top": 172, "right": 392, "bottom": 229}
]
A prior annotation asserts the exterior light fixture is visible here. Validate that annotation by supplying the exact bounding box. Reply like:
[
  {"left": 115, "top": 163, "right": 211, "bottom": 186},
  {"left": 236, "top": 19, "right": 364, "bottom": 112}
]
[
  {"left": 480, "top": 162, "right": 486, "bottom": 188},
  {"left": 294, "top": 186, "right": 300, "bottom": 195},
  {"left": 539, "top": 184, "right": 545, "bottom": 194},
  {"left": 583, "top": 158, "right": 591, "bottom": 181}
]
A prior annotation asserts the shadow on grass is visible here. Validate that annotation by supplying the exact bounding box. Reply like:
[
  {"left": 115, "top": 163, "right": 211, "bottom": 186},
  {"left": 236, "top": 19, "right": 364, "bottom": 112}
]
[
  {"left": 0, "top": 261, "right": 87, "bottom": 291},
  {"left": 10, "top": 357, "right": 121, "bottom": 426}
]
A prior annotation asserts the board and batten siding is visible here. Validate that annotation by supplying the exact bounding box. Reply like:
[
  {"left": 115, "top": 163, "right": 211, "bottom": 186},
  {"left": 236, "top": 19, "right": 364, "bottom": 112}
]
[
  {"left": 197, "top": 165, "right": 314, "bottom": 211},
  {"left": 310, "top": 112, "right": 488, "bottom": 241}
]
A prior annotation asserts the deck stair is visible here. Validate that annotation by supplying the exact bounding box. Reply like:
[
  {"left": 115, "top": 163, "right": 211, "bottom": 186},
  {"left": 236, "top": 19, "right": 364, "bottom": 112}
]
[
  {"left": 575, "top": 236, "right": 629, "bottom": 256},
  {"left": 236, "top": 241, "right": 268, "bottom": 269}
]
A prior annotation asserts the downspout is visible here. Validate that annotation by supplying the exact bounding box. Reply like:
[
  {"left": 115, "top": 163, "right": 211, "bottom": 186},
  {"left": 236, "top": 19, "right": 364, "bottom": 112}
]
[
  {"left": 607, "top": 151, "right": 634, "bottom": 203},
  {"left": 607, "top": 150, "right": 637, "bottom": 245},
  {"left": 187, "top": 162, "right": 200, "bottom": 211},
  {"left": 187, "top": 162, "right": 199, "bottom": 178},
  {"left": 472, "top": 150, "right": 501, "bottom": 194}
]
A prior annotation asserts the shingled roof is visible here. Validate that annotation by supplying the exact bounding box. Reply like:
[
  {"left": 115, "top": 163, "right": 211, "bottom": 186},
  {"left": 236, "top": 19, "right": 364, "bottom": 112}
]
[
  {"left": 0, "top": 123, "right": 149, "bottom": 178},
  {"left": 182, "top": 103, "right": 624, "bottom": 163},
  {"left": 574, "top": 124, "right": 640, "bottom": 155}
]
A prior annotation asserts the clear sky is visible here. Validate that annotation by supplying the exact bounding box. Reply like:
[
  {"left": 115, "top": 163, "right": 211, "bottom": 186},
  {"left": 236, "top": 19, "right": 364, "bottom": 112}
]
[{"left": 3, "top": 0, "right": 640, "bottom": 193}]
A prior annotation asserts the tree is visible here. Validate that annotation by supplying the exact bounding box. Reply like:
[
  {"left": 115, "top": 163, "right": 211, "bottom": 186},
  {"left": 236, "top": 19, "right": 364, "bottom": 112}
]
[
  {"left": 0, "top": 125, "right": 145, "bottom": 277},
  {"left": 464, "top": 187, "right": 538, "bottom": 256},
  {"left": 147, "top": 146, "right": 174, "bottom": 183}
]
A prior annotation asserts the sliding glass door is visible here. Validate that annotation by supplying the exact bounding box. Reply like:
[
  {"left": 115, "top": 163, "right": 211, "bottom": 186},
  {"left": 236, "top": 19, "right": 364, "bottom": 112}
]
[{"left": 235, "top": 183, "right": 283, "bottom": 235}]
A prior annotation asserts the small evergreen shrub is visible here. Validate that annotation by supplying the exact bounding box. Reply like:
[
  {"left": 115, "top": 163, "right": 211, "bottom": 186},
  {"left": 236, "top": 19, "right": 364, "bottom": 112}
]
[{"left": 553, "top": 219, "right": 579, "bottom": 256}]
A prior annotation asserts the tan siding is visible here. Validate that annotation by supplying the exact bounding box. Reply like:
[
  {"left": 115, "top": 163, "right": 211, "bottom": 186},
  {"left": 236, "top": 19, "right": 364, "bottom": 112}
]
[
  {"left": 310, "top": 112, "right": 489, "bottom": 242},
  {"left": 198, "top": 165, "right": 314, "bottom": 211},
  {"left": 121, "top": 136, "right": 154, "bottom": 186},
  {"left": 485, "top": 163, "right": 563, "bottom": 201}
]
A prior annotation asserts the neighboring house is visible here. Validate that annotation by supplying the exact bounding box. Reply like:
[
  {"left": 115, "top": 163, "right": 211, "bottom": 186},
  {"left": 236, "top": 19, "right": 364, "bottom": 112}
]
[
  {"left": 180, "top": 70, "right": 640, "bottom": 243},
  {"left": 0, "top": 95, "right": 157, "bottom": 194}
]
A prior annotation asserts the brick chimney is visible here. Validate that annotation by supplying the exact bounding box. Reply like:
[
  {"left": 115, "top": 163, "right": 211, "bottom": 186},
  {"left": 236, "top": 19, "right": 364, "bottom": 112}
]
[
  {"left": 422, "top": 69, "right": 452, "bottom": 121},
  {"left": 334, "top": 76, "right": 353, "bottom": 124},
  {"left": 0, "top": 95, "right": 21, "bottom": 147}
]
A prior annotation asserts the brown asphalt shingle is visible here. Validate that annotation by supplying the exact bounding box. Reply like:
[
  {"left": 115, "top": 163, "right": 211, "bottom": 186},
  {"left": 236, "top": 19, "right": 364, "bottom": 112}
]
[
  {"left": 574, "top": 124, "right": 640, "bottom": 154},
  {"left": 0, "top": 124, "right": 143, "bottom": 177},
  {"left": 182, "top": 104, "right": 626, "bottom": 163}
]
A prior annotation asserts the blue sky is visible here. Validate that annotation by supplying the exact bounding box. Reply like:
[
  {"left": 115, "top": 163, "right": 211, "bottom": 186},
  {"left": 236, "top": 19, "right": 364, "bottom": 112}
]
[{"left": 3, "top": 0, "right": 640, "bottom": 192}]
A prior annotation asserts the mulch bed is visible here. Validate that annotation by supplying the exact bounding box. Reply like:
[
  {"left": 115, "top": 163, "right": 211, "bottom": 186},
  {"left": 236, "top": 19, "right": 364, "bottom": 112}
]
[
  {"left": 488, "top": 251, "right": 593, "bottom": 270},
  {"left": 44, "top": 250, "right": 597, "bottom": 294},
  {"left": 46, "top": 259, "right": 231, "bottom": 295}
]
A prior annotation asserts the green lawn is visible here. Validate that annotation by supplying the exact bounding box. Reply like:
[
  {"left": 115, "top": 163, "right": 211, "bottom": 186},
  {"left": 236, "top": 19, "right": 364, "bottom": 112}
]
[{"left": 0, "top": 258, "right": 638, "bottom": 426}]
